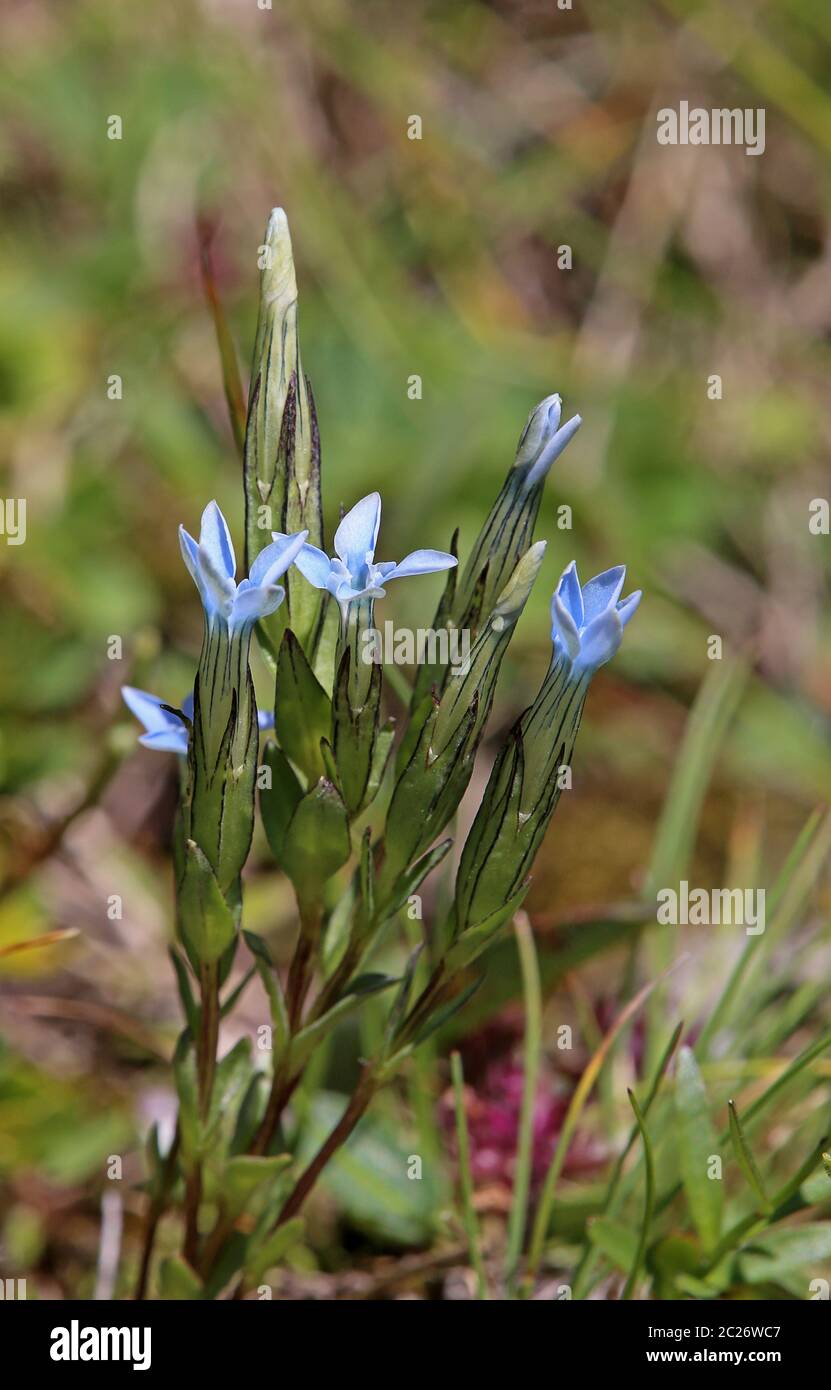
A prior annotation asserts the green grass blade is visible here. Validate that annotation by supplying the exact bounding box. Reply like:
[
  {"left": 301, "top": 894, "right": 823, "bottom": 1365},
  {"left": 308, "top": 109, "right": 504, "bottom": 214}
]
[
  {"left": 696, "top": 809, "right": 831, "bottom": 1059},
  {"left": 728, "top": 1099, "right": 772, "bottom": 1215},
  {"left": 674, "top": 1046, "right": 723, "bottom": 1257},
  {"left": 198, "top": 218, "right": 247, "bottom": 456},
  {"left": 622, "top": 1088, "right": 655, "bottom": 1300},
  {"left": 450, "top": 1051, "right": 488, "bottom": 1299},
  {"left": 504, "top": 913, "right": 542, "bottom": 1296},
  {"left": 644, "top": 656, "right": 748, "bottom": 1072},
  {"left": 572, "top": 1020, "right": 682, "bottom": 1299}
]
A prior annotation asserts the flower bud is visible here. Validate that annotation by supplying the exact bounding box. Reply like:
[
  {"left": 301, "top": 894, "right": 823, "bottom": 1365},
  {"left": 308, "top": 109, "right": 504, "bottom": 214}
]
[{"left": 244, "top": 209, "right": 323, "bottom": 654}]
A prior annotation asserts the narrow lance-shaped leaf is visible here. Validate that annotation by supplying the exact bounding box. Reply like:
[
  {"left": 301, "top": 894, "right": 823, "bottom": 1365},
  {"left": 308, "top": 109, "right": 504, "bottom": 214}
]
[
  {"left": 197, "top": 216, "right": 246, "bottom": 455},
  {"left": 728, "top": 1099, "right": 773, "bottom": 1215},
  {"left": 274, "top": 629, "right": 332, "bottom": 786},
  {"left": 622, "top": 1089, "right": 655, "bottom": 1300},
  {"left": 674, "top": 1046, "right": 723, "bottom": 1257}
]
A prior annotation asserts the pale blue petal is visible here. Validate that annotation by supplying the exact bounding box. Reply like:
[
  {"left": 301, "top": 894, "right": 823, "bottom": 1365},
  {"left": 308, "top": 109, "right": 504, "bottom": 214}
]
[
  {"left": 557, "top": 561, "right": 584, "bottom": 626},
  {"left": 384, "top": 549, "right": 458, "bottom": 581},
  {"left": 181, "top": 691, "right": 195, "bottom": 721},
  {"left": 575, "top": 607, "right": 622, "bottom": 673},
  {"left": 257, "top": 709, "right": 275, "bottom": 731},
  {"left": 330, "top": 575, "right": 383, "bottom": 605},
  {"left": 139, "top": 728, "right": 189, "bottom": 755},
  {"left": 121, "top": 685, "right": 174, "bottom": 736},
  {"left": 550, "top": 592, "right": 580, "bottom": 661},
  {"left": 334, "top": 493, "right": 381, "bottom": 573},
  {"left": 250, "top": 530, "right": 308, "bottom": 587},
  {"left": 286, "top": 540, "right": 333, "bottom": 589},
  {"left": 525, "top": 412, "right": 582, "bottom": 487},
  {"left": 197, "top": 541, "right": 236, "bottom": 617},
  {"left": 581, "top": 566, "right": 626, "bottom": 623},
  {"left": 199, "top": 500, "right": 236, "bottom": 580},
  {"left": 179, "top": 527, "right": 204, "bottom": 600},
  {"left": 231, "top": 583, "right": 285, "bottom": 627},
  {"left": 617, "top": 589, "right": 642, "bottom": 628}
]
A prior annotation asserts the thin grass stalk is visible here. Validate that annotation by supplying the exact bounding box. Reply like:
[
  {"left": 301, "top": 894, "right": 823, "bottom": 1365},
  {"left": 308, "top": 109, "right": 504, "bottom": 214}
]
[{"left": 450, "top": 1051, "right": 488, "bottom": 1299}]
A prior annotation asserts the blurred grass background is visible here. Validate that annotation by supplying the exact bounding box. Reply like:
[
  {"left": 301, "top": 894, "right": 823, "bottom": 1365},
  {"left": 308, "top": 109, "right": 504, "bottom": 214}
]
[{"left": 1, "top": 0, "right": 831, "bottom": 1294}]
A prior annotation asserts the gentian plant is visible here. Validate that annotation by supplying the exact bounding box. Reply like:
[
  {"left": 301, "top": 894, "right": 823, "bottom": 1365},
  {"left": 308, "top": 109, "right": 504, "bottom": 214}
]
[{"left": 122, "top": 210, "right": 640, "bottom": 1300}]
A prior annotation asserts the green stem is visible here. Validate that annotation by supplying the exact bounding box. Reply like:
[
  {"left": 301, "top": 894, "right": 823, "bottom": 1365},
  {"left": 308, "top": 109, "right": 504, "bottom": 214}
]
[{"left": 184, "top": 961, "right": 219, "bottom": 1266}]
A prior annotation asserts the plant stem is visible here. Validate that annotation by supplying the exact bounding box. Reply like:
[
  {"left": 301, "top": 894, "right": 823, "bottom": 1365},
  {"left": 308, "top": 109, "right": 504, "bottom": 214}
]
[
  {"left": 275, "top": 1064, "right": 376, "bottom": 1226},
  {"left": 134, "top": 1130, "right": 180, "bottom": 1300},
  {"left": 197, "top": 961, "right": 220, "bottom": 1116},
  {"left": 250, "top": 1072, "right": 300, "bottom": 1156},
  {"left": 184, "top": 960, "right": 220, "bottom": 1266}
]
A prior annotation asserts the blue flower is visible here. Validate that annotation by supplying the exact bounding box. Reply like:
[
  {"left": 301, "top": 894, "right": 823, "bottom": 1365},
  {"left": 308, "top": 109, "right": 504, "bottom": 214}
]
[
  {"left": 179, "top": 500, "right": 308, "bottom": 629},
  {"left": 515, "top": 393, "right": 582, "bottom": 488},
  {"left": 550, "top": 561, "right": 641, "bottom": 676},
  {"left": 276, "top": 492, "right": 457, "bottom": 614},
  {"left": 122, "top": 686, "right": 274, "bottom": 756}
]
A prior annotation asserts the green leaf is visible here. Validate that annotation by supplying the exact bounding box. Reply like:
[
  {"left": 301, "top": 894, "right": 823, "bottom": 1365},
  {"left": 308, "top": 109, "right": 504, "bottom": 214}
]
[
  {"left": 384, "top": 945, "right": 423, "bottom": 1048},
  {"left": 380, "top": 839, "right": 453, "bottom": 922},
  {"left": 365, "top": 720, "right": 395, "bottom": 806},
  {"left": 444, "top": 883, "right": 529, "bottom": 972},
  {"left": 622, "top": 1089, "right": 655, "bottom": 1299},
  {"left": 644, "top": 656, "right": 748, "bottom": 1074},
  {"left": 646, "top": 657, "right": 749, "bottom": 893},
  {"left": 231, "top": 1073, "right": 268, "bottom": 1155},
  {"left": 412, "top": 972, "right": 484, "bottom": 1046},
  {"left": 296, "top": 1093, "right": 444, "bottom": 1245},
  {"left": 332, "top": 650, "right": 383, "bottom": 816},
  {"left": 344, "top": 972, "right": 398, "bottom": 997},
  {"left": 588, "top": 1217, "right": 639, "bottom": 1273},
  {"left": 201, "top": 1039, "right": 256, "bottom": 1165},
  {"left": 177, "top": 840, "right": 237, "bottom": 968},
  {"left": 674, "top": 1047, "right": 723, "bottom": 1256},
  {"left": 169, "top": 946, "right": 199, "bottom": 1034},
  {"left": 321, "top": 877, "right": 357, "bottom": 979},
  {"left": 158, "top": 1255, "right": 204, "bottom": 1300},
  {"left": 198, "top": 222, "right": 246, "bottom": 455},
  {"left": 223, "top": 1154, "right": 293, "bottom": 1216},
  {"left": 739, "top": 1223, "right": 831, "bottom": 1284},
  {"left": 281, "top": 778, "right": 351, "bottom": 903},
  {"left": 242, "top": 930, "right": 289, "bottom": 1052},
  {"left": 259, "top": 741, "right": 303, "bottom": 863},
  {"left": 728, "top": 1099, "right": 772, "bottom": 1214},
  {"left": 356, "top": 826, "right": 374, "bottom": 936},
  {"left": 274, "top": 629, "right": 332, "bottom": 785},
  {"left": 289, "top": 974, "right": 397, "bottom": 1073},
  {"left": 245, "top": 1217, "right": 305, "bottom": 1285}
]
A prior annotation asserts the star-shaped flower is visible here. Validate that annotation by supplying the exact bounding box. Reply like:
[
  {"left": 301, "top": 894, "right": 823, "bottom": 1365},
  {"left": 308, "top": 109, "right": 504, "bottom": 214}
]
[
  {"left": 178, "top": 500, "right": 307, "bottom": 630},
  {"left": 276, "top": 492, "right": 456, "bottom": 616},
  {"left": 550, "top": 561, "right": 641, "bottom": 675}
]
